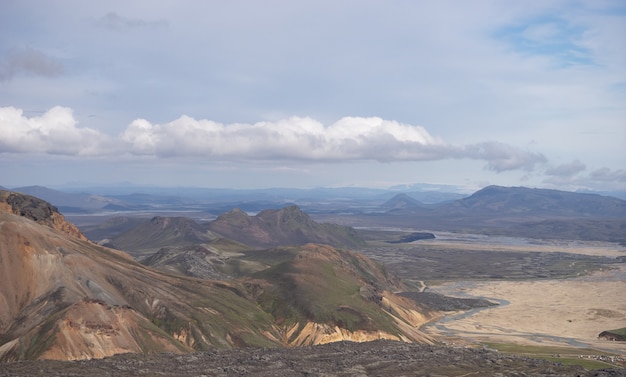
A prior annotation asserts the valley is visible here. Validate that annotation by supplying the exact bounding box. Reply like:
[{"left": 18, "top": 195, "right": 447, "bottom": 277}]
[
  {"left": 358, "top": 233, "right": 626, "bottom": 352},
  {"left": 0, "top": 185, "right": 625, "bottom": 375}
]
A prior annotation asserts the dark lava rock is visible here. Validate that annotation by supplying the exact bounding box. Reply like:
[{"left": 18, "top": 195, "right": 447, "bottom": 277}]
[{"left": 1, "top": 340, "right": 621, "bottom": 376}]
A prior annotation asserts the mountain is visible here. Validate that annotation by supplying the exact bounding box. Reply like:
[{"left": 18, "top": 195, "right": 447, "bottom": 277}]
[
  {"left": 9, "top": 186, "right": 127, "bottom": 213},
  {"left": 107, "top": 216, "right": 218, "bottom": 256},
  {"left": 0, "top": 191, "right": 283, "bottom": 360},
  {"left": 142, "top": 241, "right": 249, "bottom": 280},
  {"left": 451, "top": 185, "right": 626, "bottom": 218},
  {"left": 238, "top": 243, "right": 433, "bottom": 345},
  {"left": 0, "top": 190, "right": 87, "bottom": 241},
  {"left": 80, "top": 216, "right": 147, "bottom": 243},
  {"left": 206, "top": 205, "right": 366, "bottom": 249},
  {"left": 0, "top": 191, "right": 433, "bottom": 361},
  {"left": 331, "top": 186, "right": 626, "bottom": 243},
  {"left": 381, "top": 193, "right": 426, "bottom": 211}
]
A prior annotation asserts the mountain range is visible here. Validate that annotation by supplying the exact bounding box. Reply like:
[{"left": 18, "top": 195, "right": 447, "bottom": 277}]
[
  {"left": 330, "top": 185, "right": 626, "bottom": 243},
  {"left": 9, "top": 184, "right": 626, "bottom": 244},
  {"left": 0, "top": 190, "right": 433, "bottom": 361}
]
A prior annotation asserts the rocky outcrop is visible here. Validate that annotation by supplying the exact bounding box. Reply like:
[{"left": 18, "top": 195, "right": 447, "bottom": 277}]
[
  {"left": 599, "top": 330, "right": 626, "bottom": 341},
  {"left": 0, "top": 190, "right": 87, "bottom": 241}
]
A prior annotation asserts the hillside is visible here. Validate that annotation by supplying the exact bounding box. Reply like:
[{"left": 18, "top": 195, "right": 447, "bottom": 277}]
[
  {"left": 206, "top": 205, "right": 366, "bottom": 249},
  {"left": 0, "top": 191, "right": 282, "bottom": 360},
  {"left": 141, "top": 241, "right": 249, "bottom": 280},
  {"left": 0, "top": 191, "right": 434, "bottom": 361},
  {"left": 238, "top": 243, "right": 433, "bottom": 345},
  {"left": 105, "top": 216, "right": 219, "bottom": 256}
]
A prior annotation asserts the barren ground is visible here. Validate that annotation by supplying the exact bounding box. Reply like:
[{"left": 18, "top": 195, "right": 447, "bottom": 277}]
[
  {"left": 425, "top": 265, "right": 626, "bottom": 353},
  {"left": 360, "top": 234, "right": 626, "bottom": 355}
]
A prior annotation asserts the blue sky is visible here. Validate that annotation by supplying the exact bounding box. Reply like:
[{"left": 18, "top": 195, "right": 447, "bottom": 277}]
[{"left": 1, "top": 0, "right": 624, "bottom": 192}]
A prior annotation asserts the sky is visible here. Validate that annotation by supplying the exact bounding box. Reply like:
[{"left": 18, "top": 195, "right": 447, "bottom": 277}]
[{"left": 1, "top": 0, "right": 625, "bottom": 192}]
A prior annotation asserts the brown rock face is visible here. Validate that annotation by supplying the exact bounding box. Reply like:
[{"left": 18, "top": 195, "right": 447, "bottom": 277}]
[
  {"left": 0, "top": 190, "right": 87, "bottom": 241},
  {"left": 0, "top": 201, "right": 282, "bottom": 361}
]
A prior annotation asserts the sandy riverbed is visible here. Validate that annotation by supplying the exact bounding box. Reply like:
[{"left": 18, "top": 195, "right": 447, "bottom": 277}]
[{"left": 424, "top": 265, "right": 626, "bottom": 353}]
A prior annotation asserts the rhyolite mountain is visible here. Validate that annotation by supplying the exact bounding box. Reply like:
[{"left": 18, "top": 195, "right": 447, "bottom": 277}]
[
  {"left": 0, "top": 190, "right": 433, "bottom": 361},
  {"left": 0, "top": 191, "right": 282, "bottom": 360}
]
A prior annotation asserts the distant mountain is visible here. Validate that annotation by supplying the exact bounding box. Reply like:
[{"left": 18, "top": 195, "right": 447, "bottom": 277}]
[
  {"left": 110, "top": 216, "right": 218, "bottom": 256},
  {"left": 10, "top": 185, "right": 128, "bottom": 213},
  {"left": 381, "top": 193, "right": 426, "bottom": 211},
  {"left": 206, "top": 205, "right": 366, "bottom": 249},
  {"left": 321, "top": 185, "right": 626, "bottom": 243},
  {"left": 451, "top": 185, "right": 626, "bottom": 218},
  {"left": 81, "top": 216, "right": 147, "bottom": 243}
]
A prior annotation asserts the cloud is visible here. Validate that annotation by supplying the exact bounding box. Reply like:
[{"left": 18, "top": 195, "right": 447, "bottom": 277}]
[
  {"left": 543, "top": 165, "right": 626, "bottom": 191},
  {"left": 460, "top": 142, "right": 547, "bottom": 172},
  {"left": 97, "top": 12, "right": 168, "bottom": 31},
  {"left": 0, "top": 106, "right": 109, "bottom": 155},
  {"left": 545, "top": 160, "right": 587, "bottom": 177},
  {"left": 0, "top": 47, "right": 63, "bottom": 81},
  {"left": 2, "top": 106, "right": 545, "bottom": 172},
  {"left": 589, "top": 168, "right": 626, "bottom": 182}
]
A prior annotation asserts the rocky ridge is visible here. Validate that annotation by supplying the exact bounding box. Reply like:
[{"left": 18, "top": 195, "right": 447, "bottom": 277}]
[{"left": 0, "top": 190, "right": 87, "bottom": 241}]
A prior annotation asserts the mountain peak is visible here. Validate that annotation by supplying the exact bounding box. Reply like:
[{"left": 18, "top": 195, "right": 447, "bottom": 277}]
[
  {"left": 0, "top": 190, "right": 87, "bottom": 240},
  {"left": 214, "top": 208, "right": 252, "bottom": 224},
  {"left": 382, "top": 193, "right": 423, "bottom": 210},
  {"left": 208, "top": 205, "right": 365, "bottom": 248}
]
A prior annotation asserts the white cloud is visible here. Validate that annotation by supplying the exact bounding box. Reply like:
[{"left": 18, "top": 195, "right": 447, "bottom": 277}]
[
  {"left": 0, "top": 106, "right": 546, "bottom": 173},
  {"left": 0, "top": 106, "right": 109, "bottom": 155}
]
